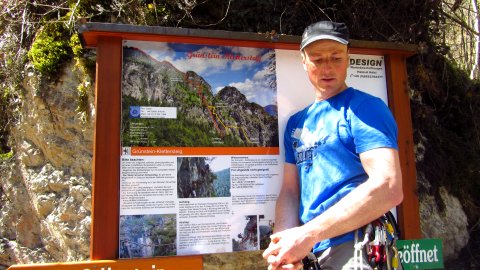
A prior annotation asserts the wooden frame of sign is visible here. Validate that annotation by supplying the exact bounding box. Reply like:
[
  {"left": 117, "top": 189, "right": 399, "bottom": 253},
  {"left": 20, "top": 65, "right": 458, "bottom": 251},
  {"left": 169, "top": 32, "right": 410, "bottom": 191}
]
[{"left": 72, "top": 23, "right": 421, "bottom": 267}]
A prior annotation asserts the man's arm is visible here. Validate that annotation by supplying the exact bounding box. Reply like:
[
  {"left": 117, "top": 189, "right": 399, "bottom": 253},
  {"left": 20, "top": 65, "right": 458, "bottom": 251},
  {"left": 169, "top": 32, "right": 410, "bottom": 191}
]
[
  {"left": 264, "top": 147, "right": 403, "bottom": 266},
  {"left": 262, "top": 163, "right": 302, "bottom": 269},
  {"left": 273, "top": 163, "right": 301, "bottom": 233}
]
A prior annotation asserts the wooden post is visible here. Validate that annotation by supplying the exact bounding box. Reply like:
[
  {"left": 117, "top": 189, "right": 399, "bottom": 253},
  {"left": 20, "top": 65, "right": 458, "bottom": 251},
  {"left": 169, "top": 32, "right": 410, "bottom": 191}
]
[
  {"left": 385, "top": 54, "right": 421, "bottom": 239},
  {"left": 90, "top": 36, "right": 123, "bottom": 260}
]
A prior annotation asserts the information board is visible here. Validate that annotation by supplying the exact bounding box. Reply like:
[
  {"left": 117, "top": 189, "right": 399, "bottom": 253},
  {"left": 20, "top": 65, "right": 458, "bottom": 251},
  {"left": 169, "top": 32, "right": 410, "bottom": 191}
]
[{"left": 118, "top": 40, "right": 388, "bottom": 258}]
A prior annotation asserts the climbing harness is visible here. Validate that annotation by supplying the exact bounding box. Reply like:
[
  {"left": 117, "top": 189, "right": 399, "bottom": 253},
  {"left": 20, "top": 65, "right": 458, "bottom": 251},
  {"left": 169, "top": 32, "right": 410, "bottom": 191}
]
[
  {"left": 302, "top": 212, "right": 401, "bottom": 270},
  {"left": 302, "top": 252, "right": 321, "bottom": 270},
  {"left": 354, "top": 211, "right": 402, "bottom": 270}
]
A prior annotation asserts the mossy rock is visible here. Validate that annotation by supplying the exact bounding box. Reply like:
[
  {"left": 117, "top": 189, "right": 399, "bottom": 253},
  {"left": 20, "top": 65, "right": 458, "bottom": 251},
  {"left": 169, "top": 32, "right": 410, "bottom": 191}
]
[{"left": 28, "top": 23, "right": 71, "bottom": 75}]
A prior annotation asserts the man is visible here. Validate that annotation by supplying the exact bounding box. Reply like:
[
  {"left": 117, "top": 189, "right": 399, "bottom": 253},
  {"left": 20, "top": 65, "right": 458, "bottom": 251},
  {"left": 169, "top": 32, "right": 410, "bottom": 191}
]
[{"left": 262, "top": 21, "right": 403, "bottom": 269}]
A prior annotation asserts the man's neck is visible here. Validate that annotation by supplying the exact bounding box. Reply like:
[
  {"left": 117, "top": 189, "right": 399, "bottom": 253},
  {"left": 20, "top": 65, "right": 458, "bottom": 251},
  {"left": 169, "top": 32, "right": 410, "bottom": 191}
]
[{"left": 315, "top": 84, "right": 349, "bottom": 102}]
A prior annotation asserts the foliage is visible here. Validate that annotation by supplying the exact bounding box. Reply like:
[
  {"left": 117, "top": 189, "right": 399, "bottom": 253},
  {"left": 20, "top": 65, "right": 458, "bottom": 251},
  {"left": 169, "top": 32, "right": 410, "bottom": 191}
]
[
  {"left": 76, "top": 81, "right": 91, "bottom": 122},
  {"left": 119, "top": 214, "right": 176, "bottom": 258},
  {"left": 409, "top": 54, "right": 480, "bottom": 215},
  {"left": 26, "top": 21, "right": 95, "bottom": 119},
  {"left": 0, "top": 150, "right": 13, "bottom": 161},
  {"left": 28, "top": 23, "right": 72, "bottom": 75},
  {"left": 70, "top": 32, "right": 94, "bottom": 120},
  {"left": 0, "top": 15, "right": 26, "bottom": 155},
  {"left": 0, "top": 0, "right": 98, "bottom": 153},
  {"left": 121, "top": 95, "right": 215, "bottom": 147},
  {"left": 408, "top": 45, "right": 480, "bottom": 268},
  {"left": 213, "top": 168, "right": 231, "bottom": 197},
  {"left": 0, "top": 88, "right": 14, "bottom": 155},
  {"left": 70, "top": 33, "right": 84, "bottom": 58}
]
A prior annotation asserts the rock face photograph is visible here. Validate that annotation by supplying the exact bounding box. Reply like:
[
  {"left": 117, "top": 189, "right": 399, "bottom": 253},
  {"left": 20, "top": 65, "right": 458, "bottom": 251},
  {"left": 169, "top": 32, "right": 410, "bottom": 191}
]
[
  {"left": 121, "top": 41, "right": 279, "bottom": 148},
  {"left": 177, "top": 157, "right": 231, "bottom": 199}
]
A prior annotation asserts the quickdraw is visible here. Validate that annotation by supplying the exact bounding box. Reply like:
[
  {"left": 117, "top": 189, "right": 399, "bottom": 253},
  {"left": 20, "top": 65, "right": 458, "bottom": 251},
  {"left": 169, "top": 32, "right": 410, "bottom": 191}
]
[{"left": 364, "top": 212, "right": 401, "bottom": 270}]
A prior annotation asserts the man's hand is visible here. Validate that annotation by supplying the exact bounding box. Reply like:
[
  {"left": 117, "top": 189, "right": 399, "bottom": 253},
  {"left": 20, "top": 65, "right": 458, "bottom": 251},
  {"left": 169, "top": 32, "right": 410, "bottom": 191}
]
[
  {"left": 262, "top": 226, "right": 315, "bottom": 269},
  {"left": 267, "top": 260, "right": 303, "bottom": 270}
]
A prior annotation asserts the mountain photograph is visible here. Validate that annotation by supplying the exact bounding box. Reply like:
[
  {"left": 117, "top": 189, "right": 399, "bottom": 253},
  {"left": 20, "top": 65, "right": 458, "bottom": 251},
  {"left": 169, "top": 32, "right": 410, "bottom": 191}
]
[{"left": 121, "top": 41, "right": 279, "bottom": 148}]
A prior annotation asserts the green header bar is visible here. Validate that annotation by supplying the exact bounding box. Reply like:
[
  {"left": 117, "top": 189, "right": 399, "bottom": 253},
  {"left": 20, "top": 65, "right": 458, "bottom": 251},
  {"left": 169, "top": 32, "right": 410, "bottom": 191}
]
[{"left": 396, "top": 239, "right": 444, "bottom": 269}]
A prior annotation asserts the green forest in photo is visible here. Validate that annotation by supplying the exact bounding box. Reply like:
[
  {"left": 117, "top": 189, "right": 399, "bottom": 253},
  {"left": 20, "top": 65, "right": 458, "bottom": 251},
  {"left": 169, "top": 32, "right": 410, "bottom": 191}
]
[{"left": 119, "top": 214, "right": 177, "bottom": 258}]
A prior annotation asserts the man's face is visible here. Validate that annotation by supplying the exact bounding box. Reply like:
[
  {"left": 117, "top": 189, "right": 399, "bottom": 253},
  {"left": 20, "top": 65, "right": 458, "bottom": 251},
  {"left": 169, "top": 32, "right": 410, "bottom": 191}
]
[{"left": 302, "top": 39, "right": 349, "bottom": 99}]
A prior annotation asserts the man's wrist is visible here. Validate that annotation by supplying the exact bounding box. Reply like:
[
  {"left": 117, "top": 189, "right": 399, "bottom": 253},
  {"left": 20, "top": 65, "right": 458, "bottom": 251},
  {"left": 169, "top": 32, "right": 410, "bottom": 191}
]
[{"left": 300, "top": 222, "right": 321, "bottom": 247}]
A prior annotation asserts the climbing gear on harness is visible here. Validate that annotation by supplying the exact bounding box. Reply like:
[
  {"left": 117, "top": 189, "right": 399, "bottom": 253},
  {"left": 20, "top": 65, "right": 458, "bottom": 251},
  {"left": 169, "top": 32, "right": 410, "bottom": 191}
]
[
  {"left": 354, "top": 211, "right": 402, "bottom": 270},
  {"left": 302, "top": 252, "right": 321, "bottom": 270},
  {"left": 354, "top": 225, "right": 372, "bottom": 270},
  {"left": 302, "top": 212, "right": 401, "bottom": 270}
]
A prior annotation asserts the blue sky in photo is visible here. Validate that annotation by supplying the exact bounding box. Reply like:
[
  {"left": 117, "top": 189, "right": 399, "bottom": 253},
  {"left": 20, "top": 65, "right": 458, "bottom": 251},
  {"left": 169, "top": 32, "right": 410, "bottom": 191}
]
[
  {"left": 207, "top": 156, "right": 230, "bottom": 172},
  {"left": 124, "top": 40, "right": 277, "bottom": 107}
]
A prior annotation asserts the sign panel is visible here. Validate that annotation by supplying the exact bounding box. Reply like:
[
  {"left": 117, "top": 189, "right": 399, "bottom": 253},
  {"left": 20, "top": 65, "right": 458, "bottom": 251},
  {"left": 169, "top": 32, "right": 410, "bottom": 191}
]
[
  {"left": 119, "top": 40, "right": 388, "bottom": 258},
  {"left": 120, "top": 40, "right": 280, "bottom": 258},
  {"left": 347, "top": 54, "right": 388, "bottom": 103},
  {"left": 397, "top": 239, "right": 444, "bottom": 270}
]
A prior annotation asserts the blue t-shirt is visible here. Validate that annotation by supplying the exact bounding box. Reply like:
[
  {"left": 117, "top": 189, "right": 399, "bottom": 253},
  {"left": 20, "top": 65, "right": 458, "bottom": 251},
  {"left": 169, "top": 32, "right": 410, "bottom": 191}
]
[{"left": 284, "top": 87, "right": 398, "bottom": 253}]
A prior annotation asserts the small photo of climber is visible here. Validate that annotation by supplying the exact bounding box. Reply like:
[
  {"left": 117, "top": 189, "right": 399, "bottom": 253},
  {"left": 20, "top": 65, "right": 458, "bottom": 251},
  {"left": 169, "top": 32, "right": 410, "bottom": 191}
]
[
  {"left": 258, "top": 214, "right": 274, "bottom": 250},
  {"left": 232, "top": 215, "right": 258, "bottom": 251}
]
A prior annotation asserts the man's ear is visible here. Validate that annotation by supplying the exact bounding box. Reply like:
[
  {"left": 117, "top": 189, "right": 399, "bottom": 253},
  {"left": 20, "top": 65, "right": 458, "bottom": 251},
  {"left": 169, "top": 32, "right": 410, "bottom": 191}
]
[
  {"left": 347, "top": 48, "right": 350, "bottom": 68},
  {"left": 301, "top": 52, "right": 307, "bottom": 71}
]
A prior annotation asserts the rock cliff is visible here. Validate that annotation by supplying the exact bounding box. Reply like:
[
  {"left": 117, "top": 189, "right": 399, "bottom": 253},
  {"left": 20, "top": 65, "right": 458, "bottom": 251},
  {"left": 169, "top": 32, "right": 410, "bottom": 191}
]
[{"left": 0, "top": 61, "right": 94, "bottom": 268}]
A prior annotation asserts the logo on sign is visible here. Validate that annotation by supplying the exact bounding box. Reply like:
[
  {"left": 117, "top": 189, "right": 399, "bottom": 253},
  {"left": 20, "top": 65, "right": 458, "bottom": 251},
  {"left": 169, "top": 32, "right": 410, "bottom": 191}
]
[{"left": 130, "top": 106, "right": 140, "bottom": 118}]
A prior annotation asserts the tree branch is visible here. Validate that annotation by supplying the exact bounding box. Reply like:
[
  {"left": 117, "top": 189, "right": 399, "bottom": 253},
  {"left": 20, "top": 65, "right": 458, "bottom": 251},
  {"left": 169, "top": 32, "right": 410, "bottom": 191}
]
[{"left": 440, "top": 8, "right": 480, "bottom": 36}]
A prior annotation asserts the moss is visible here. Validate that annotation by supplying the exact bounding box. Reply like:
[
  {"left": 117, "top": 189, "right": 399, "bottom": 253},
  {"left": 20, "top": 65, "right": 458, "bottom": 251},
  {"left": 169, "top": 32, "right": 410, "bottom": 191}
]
[
  {"left": 27, "top": 21, "right": 95, "bottom": 119},
  {"left": 69, "top": 32, "right": 95, "bottom": 120},
  {"left": 70, "top": 33, "right": 95, "bottom": 77},
  {"left": 27, "top": 23, "right": 72, "bottom": 75},
  {"left": 76, "top": 81, "right": 91, "bottom": 122},
  {"left": 69, "top": 33, "right": 84, "bottom": 58},
  {"left": 0, "top": 150, "right": 13, "bottom": 161}
]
